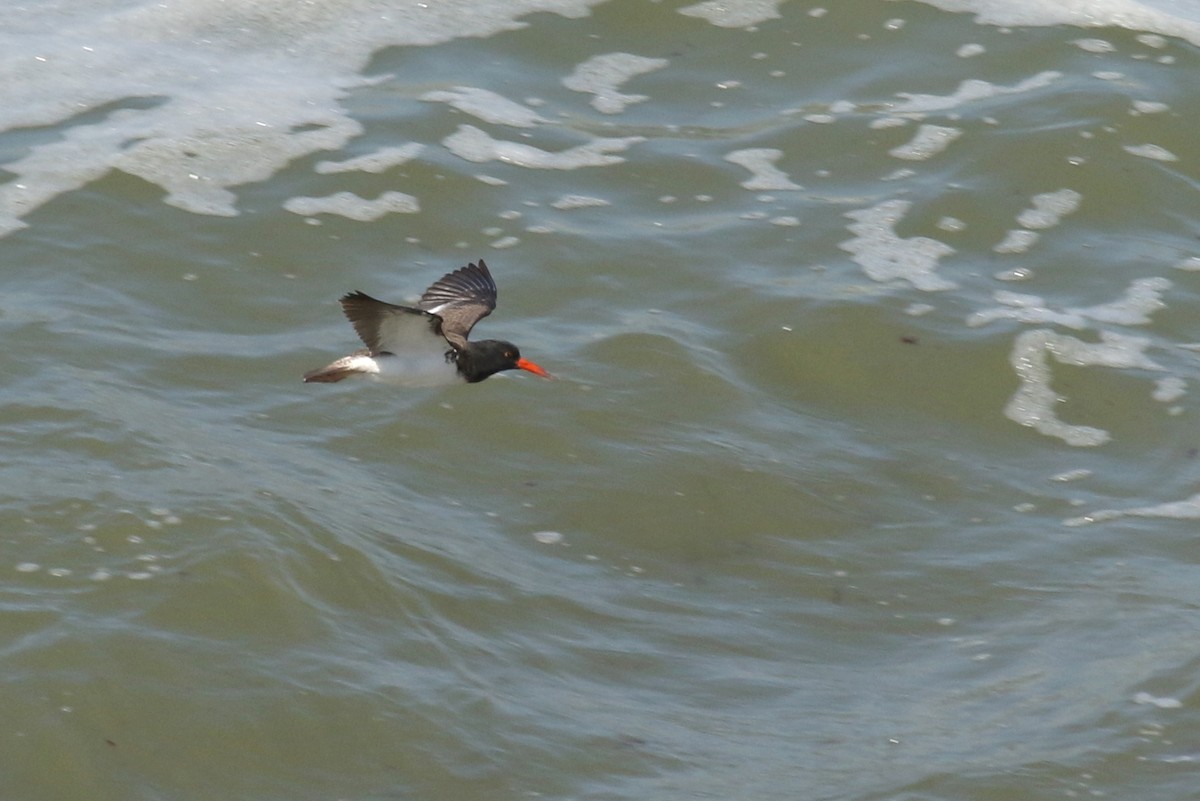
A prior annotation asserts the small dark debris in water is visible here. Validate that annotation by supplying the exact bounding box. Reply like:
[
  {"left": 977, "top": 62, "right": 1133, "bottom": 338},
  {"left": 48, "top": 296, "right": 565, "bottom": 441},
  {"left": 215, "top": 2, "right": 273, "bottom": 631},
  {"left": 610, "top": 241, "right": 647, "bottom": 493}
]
[
  {"left": 830, "top": 585, "right": 844, "bottom": 605},
  {"left": 1187, "top": 447, "right": 1198, "bottom": 458},
  {"left": 616, "top": 733, "right": 647, "bottom": 747},
  {"left": 900, "top": 335, "right": 918, "bottom": 345},
  {"left": 105, "top": 739, "right": 117, "bottom": 748}
]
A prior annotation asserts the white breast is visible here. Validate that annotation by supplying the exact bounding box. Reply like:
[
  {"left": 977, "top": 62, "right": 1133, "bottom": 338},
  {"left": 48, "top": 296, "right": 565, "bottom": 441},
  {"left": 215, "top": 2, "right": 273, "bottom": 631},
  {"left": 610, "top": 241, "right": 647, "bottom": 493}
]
[{"left": 369, "top": 350, "right": 462, "bottom": 387}]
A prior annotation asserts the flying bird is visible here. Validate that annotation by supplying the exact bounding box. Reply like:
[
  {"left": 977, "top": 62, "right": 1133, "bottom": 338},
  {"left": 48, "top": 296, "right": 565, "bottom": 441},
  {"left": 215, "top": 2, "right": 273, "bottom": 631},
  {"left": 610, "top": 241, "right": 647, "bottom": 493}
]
[{"left": 304, "top": 259, "right": 550, "bottom": 386}]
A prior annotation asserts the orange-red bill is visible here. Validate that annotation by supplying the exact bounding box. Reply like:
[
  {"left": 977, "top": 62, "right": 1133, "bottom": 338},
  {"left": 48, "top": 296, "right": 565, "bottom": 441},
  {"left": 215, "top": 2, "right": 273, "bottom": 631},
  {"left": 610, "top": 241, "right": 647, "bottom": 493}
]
[{"left": 517, "top": 357, "right": 551, "bottom": 379}]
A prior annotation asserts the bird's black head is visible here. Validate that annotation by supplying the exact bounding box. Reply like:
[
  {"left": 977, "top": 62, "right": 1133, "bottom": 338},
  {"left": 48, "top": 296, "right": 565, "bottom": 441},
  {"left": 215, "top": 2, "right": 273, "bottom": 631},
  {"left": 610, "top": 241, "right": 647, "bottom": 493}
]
[{"left": 457, "top": 339, "right": 551, "bottom": 383}]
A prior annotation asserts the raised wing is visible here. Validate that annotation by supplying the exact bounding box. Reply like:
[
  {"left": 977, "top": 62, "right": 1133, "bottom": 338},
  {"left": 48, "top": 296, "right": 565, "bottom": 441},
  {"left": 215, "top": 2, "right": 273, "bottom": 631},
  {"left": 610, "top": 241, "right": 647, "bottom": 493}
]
[
  {"left": 339, "top": 291, "right": 445, "bottom": 355},
  {"left": 417, "top": 259, "right": 497, "bottom": 349}
]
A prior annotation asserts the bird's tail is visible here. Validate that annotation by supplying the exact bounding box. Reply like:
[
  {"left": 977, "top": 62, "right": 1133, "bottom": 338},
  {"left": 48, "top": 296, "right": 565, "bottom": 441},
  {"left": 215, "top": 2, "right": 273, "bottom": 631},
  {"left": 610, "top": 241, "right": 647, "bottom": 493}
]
[{"left": 302, "top": 353, "right": 377, "bottom": 383}]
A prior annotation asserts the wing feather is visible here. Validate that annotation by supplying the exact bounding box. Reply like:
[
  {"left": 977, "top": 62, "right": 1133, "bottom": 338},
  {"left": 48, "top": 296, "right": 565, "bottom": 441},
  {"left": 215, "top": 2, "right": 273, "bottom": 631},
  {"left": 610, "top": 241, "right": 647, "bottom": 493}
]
[
  {"left": 417, "top": 260, "right": 497, "bottom": 349},
  {"left": 339, "top": 291, "right": 445, "bottom": 354}
]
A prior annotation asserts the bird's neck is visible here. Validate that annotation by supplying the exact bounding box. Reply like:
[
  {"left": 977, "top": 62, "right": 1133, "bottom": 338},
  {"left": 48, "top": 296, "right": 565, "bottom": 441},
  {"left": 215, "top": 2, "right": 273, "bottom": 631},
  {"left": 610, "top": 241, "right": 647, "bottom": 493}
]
[{"left": 452, "top": 340, "right": 503, "bottom": 383}]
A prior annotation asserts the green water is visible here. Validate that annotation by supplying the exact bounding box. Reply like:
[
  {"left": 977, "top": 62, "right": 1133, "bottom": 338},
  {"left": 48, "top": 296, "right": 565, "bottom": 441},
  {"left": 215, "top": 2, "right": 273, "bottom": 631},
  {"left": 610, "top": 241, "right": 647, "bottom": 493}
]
[{"left": 2, "top": 1, "right": 1200, "bottom": 799}]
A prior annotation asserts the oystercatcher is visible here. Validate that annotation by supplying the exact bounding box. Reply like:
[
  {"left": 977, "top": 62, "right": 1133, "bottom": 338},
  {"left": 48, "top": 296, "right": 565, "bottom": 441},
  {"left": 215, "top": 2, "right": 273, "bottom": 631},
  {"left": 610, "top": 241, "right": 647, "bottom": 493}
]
[{"left": 303, "top": 259, "right": 550, "bottom": 386}]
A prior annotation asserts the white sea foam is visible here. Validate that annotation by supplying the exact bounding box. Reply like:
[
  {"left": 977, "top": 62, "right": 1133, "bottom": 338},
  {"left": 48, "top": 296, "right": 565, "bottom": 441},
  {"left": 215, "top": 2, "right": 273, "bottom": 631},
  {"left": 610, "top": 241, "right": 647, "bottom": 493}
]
[
  {"left": 892, "top": 71, "right": 1062, "bottom": 113},
  {"left": 995, "top": 267, "right": 1033, "bottom": 281},
  {"left": 989, "top": 189, "right": 1081, "bottom": 254},
  {"left": 677, "top": 0, "right": 785, "bottom": 27},
  {"left": 1066, "top": 492, "right": 1200, "bottom": 526},
  {"left": 1017, "top": 188, "right": 1083, "bottom": 229},
  {"left": 1005, "top": 329, "right": 1163, "bottom": 447},
  {"left": 911, "top": 0, "right": 1200, "bottom": 47},
  {"left": 968, "top": 277, "right": 1171, "bottom": 329},
  {"left": 1123, "top": 143, "right": 1179, "bottom": 161},
  {"left": 443, "top": 124, "right": 644, "bottom": 168},
  {"left": 1074, "top": 38, "right": 1117, "bottom": 53},
  {"left": 1131, "top": 100, "right": 1170, "bottom": 114},
  {"left": 283, "top": 191, "right": 420, "bottom": 221},
  {"left": 1152, "top": 375, "right": 1186, "bottom": 402},
  {"left": 1133, "top": 692, "right": 1183, "bottom": 709},
  {"left": 315, "top": 144, "right": 425, "bottom": 175},
  {"left": 420, "top": 87, "right": 549, "bottom": 127},
  {"left": 839, "top": 200, "right": 958, "bottom": 291},
  {"left": 992, "top": 229, "right": 1040, "bottom": 254},
  {"left": 881, "top": 167, "right": 917, "bottom": 182},
  {"left": 562, "top": 53, "right": 668, "bottom": 114},
  {"left": 724, "top": 149, "right": 803, "bottom": 191},
  {"left": 870, "top": 116, "right": 910, "bottom": 130},
  {"left": 551, "top": 194, "right": 611, "bottom": 210},
  {"left": 1050, "top": 468, "right": 1092, "bottom": 482},
  {"left": 0, "top": 0, "right": 601, "bottom": 237},
  {"left": 888, "top": 124, "right": 963, "bottom": 160}
]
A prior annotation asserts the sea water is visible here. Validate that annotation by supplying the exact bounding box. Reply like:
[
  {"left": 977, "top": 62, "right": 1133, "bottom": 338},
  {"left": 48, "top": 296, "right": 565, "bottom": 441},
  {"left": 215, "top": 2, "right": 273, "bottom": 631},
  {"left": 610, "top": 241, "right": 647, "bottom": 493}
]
[{"left": 2, "top": 1, "right": 1200, "bottom": 798}]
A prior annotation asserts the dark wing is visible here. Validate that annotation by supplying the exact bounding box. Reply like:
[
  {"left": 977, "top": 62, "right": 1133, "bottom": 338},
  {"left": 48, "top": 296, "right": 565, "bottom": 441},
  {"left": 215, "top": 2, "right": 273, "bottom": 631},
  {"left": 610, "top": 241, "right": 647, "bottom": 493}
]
[
  {"left": 417, "top": 260, "right": 497, "bottom": 350},
  {"left": 339, "top": 291, "right": 444, "bottom": 355}
]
